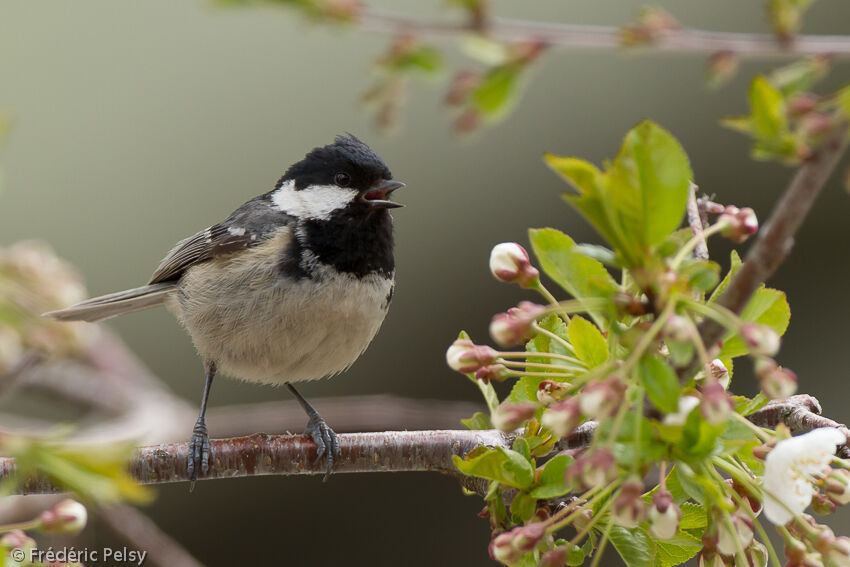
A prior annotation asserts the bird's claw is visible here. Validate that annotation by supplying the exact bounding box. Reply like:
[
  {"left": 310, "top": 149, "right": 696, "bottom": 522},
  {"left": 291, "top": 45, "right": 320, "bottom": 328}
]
[
  {"left": 188, "top": 419, "right": 210, "bottom": 491},
  {"left": 305, "top": 414, "right": 339, "bottom": 482}
]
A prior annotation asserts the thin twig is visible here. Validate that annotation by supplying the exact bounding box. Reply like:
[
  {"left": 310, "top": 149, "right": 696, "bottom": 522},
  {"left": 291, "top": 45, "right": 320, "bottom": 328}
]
[
  {"left": 680, "top": 124, "right": 849, "bottom": 381},
  {"left": 97, "top": 504, "right": 205, "bottom": 567},
  {"left": 687, "top": 182, "right": 709, "bottom": 261},
  {"left": 357, "top": 8, "right": 850, "bottom": 59}
]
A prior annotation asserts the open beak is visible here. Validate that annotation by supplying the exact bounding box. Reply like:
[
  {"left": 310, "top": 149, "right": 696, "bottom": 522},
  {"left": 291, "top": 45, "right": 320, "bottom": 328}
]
[{"left": 362, "top": 180, "right": 405, "bottom": 209}]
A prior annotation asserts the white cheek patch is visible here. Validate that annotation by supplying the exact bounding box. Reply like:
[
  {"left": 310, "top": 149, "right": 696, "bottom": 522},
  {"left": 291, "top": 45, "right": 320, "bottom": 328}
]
[{"left": 271, "top": 179, "right": 358, "bottom": 220}]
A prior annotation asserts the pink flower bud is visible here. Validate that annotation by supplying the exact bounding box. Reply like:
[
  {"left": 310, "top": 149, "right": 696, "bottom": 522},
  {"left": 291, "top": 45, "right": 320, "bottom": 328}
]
[
  {"left": 445, "top": 339, "right": 499, "bottom": 373},
  {"left": 706, "top": 51, "right": 739, "bottom": 87},
  {"left": 757, "top": 361, "right": 798, "bottom": 400},
  {"left": 579, "top": 377, "right": 626, "bottom": 419},
  {"left": 39, "top": 499, "right": 87, "bottom": 535},
  {"left": 489, "top": 243, "right": 541, "bottom": 289},
  {"left": 612, "top": 478, "right": 647, "bottom": 528},
  {"left": 568, "top": 449, "right": 616, "bottom": 489},
  {"left": 475, "top": 364, "right": 510, "bottom": 383},
  {"left": 649, "top": 490, "right": 681, "bottom": 540},
  {"left": 490, "top": 532, "right": 522, "bottom": 566},
  {"left": 537, "top": 380, "right": 571, "bottom": 405},
  {"left": 826, "top": 469, "right": 850, "bottom": 506},
  {"left": 718, "top": 206, "right": 758, "bottom": 243},
  {"left": 540, "top": 398, "right": 581, "bottom": 438},
  {"left": 664, "top": 314, "right": 693, "bottom": 343},
  {"left": 444, "top": 70, "right": 481, "bottom": 107},
  {"left": 717, "top": 512, "right": 754, "bottom": 556},
  {"left": 491, "top": 402, "right": 537, "bottom": 432},
  {"left": 513, "top": 523, "right": 546, "bottom": 552},
  {"left": 813, "top": 492, "right": 838, "bottom": 515},
  {"left": 825, "top": 537, "right": 850, "bottom": 567},
  {"left": 739, "top": 323, "right": 781, "bottom": 357},
  {"left": 788, "top": 93, "right": 819, "bottom": 117},
  {"left": 0, "top": 529, "right": 35, "bottom": 550},
  {"left": 489, "top": 302, "right": 546, "bottom": 347},
  {"left": 700, "top": 382, "right": 733, "bottom": 425},
  {"left": 539, "top": 548, "right": 568, "bottom": 567}
]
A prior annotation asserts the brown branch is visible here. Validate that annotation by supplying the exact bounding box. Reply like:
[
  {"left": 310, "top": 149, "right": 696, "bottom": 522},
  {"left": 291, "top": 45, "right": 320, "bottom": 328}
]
[
  {"left": 686, "top": 183, "right": 709, "bottom": 261},
  {"left": 680, "top": 124, "right": 849, "bottom": 380},
  {"left": 357, "top": 8, "right": 850, "bottom": 59},
  {"left": 747, "top": 394, "right": 850, "bottom": 458}
]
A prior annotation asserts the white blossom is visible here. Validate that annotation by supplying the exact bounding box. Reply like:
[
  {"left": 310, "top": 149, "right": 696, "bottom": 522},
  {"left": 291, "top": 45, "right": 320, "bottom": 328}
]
[{"left": 762, "top": 428, "right": 845, "bottom": 525}]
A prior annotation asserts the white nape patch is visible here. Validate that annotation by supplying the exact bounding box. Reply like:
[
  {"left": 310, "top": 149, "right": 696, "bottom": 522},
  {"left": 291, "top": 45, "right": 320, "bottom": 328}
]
[
  {"left": 271, "top": 179, "right": 358, "bottom": 220},
  {"left": 228, "top": 227, "right": 246, "bottom": 236}
]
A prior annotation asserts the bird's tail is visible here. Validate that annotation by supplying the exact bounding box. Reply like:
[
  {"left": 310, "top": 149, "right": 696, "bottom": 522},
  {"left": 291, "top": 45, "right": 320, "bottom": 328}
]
[{"left": 43, "top": 283, "right": 176, "bottom": 322}]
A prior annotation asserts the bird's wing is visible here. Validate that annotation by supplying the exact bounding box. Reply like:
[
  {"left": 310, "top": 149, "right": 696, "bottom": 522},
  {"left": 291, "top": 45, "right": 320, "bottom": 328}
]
[{"left": 148, "top": 195, "right": 291, "bottom": 284}]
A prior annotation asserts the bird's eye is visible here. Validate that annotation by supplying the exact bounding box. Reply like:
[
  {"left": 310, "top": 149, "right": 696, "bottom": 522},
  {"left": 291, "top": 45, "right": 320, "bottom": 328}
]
[{"left": 334, "top": 172, "right": 351, "bottom": 187}]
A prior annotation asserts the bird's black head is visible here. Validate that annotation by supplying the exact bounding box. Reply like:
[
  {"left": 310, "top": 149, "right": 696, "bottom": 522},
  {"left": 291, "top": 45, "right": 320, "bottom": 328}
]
[{"left": 273, "top": 134, "right": 402, "bottom": 278}]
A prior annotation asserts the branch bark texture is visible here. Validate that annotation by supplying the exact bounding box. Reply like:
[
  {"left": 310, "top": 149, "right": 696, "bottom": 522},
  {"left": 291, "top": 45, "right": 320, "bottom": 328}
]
[{"left": 358, "top": 8, "right": 850, "bottom": 59}]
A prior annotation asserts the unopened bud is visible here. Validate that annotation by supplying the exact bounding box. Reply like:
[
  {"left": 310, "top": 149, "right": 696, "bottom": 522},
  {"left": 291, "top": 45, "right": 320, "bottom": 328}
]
[
  {"left": 613, "top": 478, "right": 647, "bottom": 528},
  {"left": 826, "top": 468, "right": 850, "bottom": 506},
  {"left": 446, "top": 339, "right": 499, "bottom": 373},
  {"left": 701, "top": 382, "right": 733, "bottom": 425},
  {"left": 739, "top": 323, "right": 781, "bottom": 357},
  {"left": 490, "top": 532, "right": 522, "bottom": 566},
  {"left": 755, "top": 359, "right": 798, "bottom": 399},
  {"left": 569, "top": 449, "right": 616, "bottom": 489},
  {"left": 475, "top": 364, "right": 511, "bottom": 383},
  {"left": 537, "top": 380, "right": 571, "bottom": 405},
  {"left": 813, "top": 492, "right": 838, "bottom": 515},
  {"left": 788, "top": 93, "right": 819, "bottom": 117},
  {"left": 444, "top": 70, "right": 480, "bottom": 106},
  {"left": 454, "top": 108, "right": 480, "bottom": 134},
  {"left": 39, "top": 498, "right": 87, "bottom": 535},
  {"left": 663, "top": 395, "right": 701, "bottom": 427},
  {"left": 490, "top": 302, "right": 546, "bottom": 347},
  {"left": 579, "top": 377, "right": 626, "bottom": 419},
  {"left": 513, "top": 523, "right": 546, "bottom": 552},
  {"left": 718, "top": 206, "right": 758, "bottom": 243},
  {"left": 538, "top": 547, "right": 568, "bottom": 567},
  {"left": 664, "top": 314, "right": 692, "bottom": 343},
  {"left": 748, "top": 541, "right": 770, "bottom": 567},
  {"left": 717, "top": 512, "right": 754, "bottom": 556},
  {"left": 649, "top": 490, "right": 680, "bottom": 540},
  {"left": 0, "top": 529, "right": 36, "bottom": 551},
  {"left": 706, "top": 51, "right": 739, "bottom": 88},
  {"left": 492, "top": 402, "right": 537, "bottom": 431},
  {"left": 489, "top": 243, "right": 541, "bottom": 288},
  {"left": 540, "top": 398, "right": 581, "bottom": 438},
  {"left": 825, "top": 537, "right": 850, "bottom": 567}
]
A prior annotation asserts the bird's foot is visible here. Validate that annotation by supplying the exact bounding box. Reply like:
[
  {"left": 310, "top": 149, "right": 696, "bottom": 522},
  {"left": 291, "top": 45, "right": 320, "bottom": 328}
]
[
  {"left": 188, "top": 418, "right": 210, "bottom": 491},
  {"left": 305, "top": 414, "right": 339, "bottom": 482}
]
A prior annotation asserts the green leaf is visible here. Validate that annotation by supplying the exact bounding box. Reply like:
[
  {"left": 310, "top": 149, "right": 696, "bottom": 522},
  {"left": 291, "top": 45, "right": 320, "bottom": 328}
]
[
  {"left": 679, "top": 259, "right": 720, "bottom": 293},
  {"left": 528, "top": 228, "right": 618, "bottom": 326},
  {"left": 530, "top": 454, "right": 574, "bottom": 499},
  {"left": 392, "top": 46, "right": 444, "bottom": 74},
  {"left": 677, "top": 409, "right": 725, "bottom": 461},
  {"left": 473, "top": 63, "right": 523, "bottom": 118},
  {"left": 709, "top": 250, "right": 743, "bottom": 303},
  {"left": 567, "top": 315, "right": 609, "bottom": 368},
  {"left": 513, "top": 437, "right": 532, "bottom": 461},
  {"left": 678, "top": 502, "right": 708, "bottom": 530},
  {"left": 733, "top": 393, "right": 769, "bottom": 417},
  {"left": 717, "top": 287, "right": 791, "bottom": 358},
  {"left": 461, "top": 412, "right": 492, "bottom": 430},
  {"left": 6, "top": 436, "right": 151, "bottom": 504},
  {"left": 638, "top": 355, "right": 680, "bottom": 413},
  {"left": 610, "top": 526, "right": 653, "bottom": 567},
  {"left": 653, "top": 532, "right": 702, "bottom": 567},
  {"left": 607, "top": 120, "right": 694, "bottom": 249},
  {"left": 510, "top": 490, "right": 537, "bottom": 523},
  {"left": 749, "top": 76, "right": 788, "bottom": 140},
  {"left": 452, "top": 447, "right": 534, "bottom": 489}
]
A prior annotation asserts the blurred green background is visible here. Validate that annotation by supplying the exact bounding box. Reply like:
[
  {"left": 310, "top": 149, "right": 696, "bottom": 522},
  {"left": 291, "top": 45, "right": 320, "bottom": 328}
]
[{"left": 1, "top": 0, "right": 849, "bottom": 565}]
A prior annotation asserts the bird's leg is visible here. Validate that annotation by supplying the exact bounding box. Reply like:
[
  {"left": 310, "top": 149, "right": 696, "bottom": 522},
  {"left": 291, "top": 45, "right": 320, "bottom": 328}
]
[
  {"left": 285, "top": 382, "right": 339, "bottom": 482},
  {"left": 188, "top": 360, "right": 216, "bottom": 490}
]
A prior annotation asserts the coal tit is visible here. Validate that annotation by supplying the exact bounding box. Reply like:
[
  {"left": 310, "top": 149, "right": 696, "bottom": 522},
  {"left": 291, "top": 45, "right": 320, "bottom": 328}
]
[{"left": 45, "top": 134, "right": 404, "bottom": 483}]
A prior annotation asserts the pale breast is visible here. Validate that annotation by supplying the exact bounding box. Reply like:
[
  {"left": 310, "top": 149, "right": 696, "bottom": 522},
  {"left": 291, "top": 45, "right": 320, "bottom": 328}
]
[{"left": 166, "top": 231, "right": 393, "bottom": 385}]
